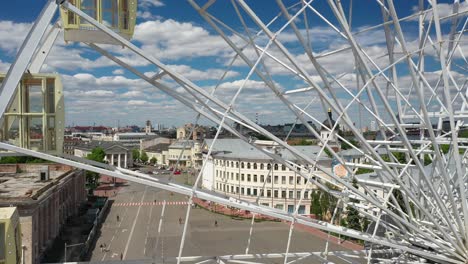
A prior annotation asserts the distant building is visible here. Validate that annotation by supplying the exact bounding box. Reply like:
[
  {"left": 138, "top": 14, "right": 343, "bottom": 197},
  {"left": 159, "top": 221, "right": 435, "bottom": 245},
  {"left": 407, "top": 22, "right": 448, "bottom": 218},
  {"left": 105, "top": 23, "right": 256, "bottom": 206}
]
[
  {"left": 63, "top": 136, "right": 83, "bottom": 156},
  {"left": 145, "top": 143, "right": 171, "bottom": 166},
  {"left": 113, "top": 132, "right": 157, "bottom": 148},
  {"left": 74, "top": 141, "right": 133, "bottom": 168},
  {"left": 0, "top": 207, "right": 22, "bottom": 264},
  {"left": 201, "top": 139, "right": 333, "bottom": 214},
  {"left": 140, "top": 137, "right": 172, "bottom": 151},
  {"left": 167, "top": 140, "right": 202, "bottom": 168},
  {"left": 176, "top": 124, "right": 206, "bottom": 141},
  {"left": 319, "top": 109, "right": 338, "bottom": 148},
  {"left": 370, "top": 121, "right": 376, "bottom": 132},
  {"left": 145, "top": 120, "right": 152, "bottom": 134},
  {"left": 0, "top": 164, "right": 86, "bottom": 264}
]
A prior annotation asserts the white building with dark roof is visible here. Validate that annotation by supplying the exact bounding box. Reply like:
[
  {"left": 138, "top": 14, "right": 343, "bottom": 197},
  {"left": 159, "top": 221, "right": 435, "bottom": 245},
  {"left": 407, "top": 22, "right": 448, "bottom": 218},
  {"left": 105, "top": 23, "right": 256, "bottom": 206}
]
[
  {"left": 201, "top": 139, "right": 333, "bottom": 214},
  {"left": 74, "top": 141, "right": 133, "bottom": 168}
]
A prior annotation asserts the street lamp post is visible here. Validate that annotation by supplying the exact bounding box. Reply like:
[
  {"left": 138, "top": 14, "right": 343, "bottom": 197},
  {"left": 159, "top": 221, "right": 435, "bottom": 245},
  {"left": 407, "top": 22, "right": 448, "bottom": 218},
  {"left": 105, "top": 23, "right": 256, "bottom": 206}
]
[{"left": 64, "top": 242, "right": 85, "bottom": 262}]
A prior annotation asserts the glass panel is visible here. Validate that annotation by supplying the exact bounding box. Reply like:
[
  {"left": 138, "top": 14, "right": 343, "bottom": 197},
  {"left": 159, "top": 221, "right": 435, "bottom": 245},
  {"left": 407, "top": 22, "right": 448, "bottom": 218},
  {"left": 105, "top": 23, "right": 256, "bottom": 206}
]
[
  {"left": 102, "top": 0, "right": 118, "bottom": 28},
  {"left": 0, "top": 222, "right": 5, "bottom": 261},
  {"left": 28, "top": 117, "right": 43, "bottom": 151},
  {"left": 48, "top": 117, "right": 56, "bottom": 151},
  {"left": 120, "top": 0, "right": 129, "bottom": 30},
  {"left": 81, "top": 0, "right": 97, "bottom": 19},
  {"left": 25, "top": 80, "right": 43, "bottom": 113},
  {"left": 298, "top": 205, "right": 305, "bottom": 214},
  {"left": 68, "top": 0, "right": 77, "bottom": 24},
  {"left": 5, "top": 116, "right": 20, "bottom": 146},
  {"left": 46, "top": 79, "right": 55, "bottom": 113}
]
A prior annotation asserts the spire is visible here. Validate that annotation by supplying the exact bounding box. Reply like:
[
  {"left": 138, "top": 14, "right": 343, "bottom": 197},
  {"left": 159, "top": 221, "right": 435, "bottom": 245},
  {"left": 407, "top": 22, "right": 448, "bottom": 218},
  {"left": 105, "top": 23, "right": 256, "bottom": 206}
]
[{"left": 328, "top": 108, "right": 332, "bottom": 120}]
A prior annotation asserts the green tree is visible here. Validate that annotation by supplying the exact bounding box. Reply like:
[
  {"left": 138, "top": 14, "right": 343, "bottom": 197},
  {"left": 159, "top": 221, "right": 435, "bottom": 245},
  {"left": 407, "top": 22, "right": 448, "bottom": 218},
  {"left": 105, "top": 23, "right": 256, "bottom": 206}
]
[
  {"left": 310, "top": 191, "right": 322, "bottom": 220},
  {"left": 346, "top": 179, "right": 362, "bottom": 232},
  {"left": 140, "top": 151, "right": 149, "bottom": 163},
  {"left": 85, "top": 147, "right": 105, "bottom": 189},
  {"left": 341, "top": 139, "right": 358, "bottom": 150},
  {"left": 150, "top": 157, "right": 157, "bottom": 164},
  {"left": 132, "top": 149, "right": 140, "bottom": 161}
]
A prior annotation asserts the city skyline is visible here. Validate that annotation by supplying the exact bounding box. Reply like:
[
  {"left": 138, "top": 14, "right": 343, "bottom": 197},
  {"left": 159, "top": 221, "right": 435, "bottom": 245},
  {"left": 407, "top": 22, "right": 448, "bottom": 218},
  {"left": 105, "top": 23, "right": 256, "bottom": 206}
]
[{"left": 1, "top": 1, "right": 465, "bottom": 127}]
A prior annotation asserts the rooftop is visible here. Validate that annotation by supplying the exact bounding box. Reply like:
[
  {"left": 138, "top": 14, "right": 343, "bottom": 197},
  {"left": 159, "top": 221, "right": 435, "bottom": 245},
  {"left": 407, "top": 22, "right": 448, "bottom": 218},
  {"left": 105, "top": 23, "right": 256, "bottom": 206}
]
[
  {"left": 170, "top": 140, "right": 195, "bottom": 149},
  {"left": 0, "top": 164, "right": 74, "bottom": 202},
  {"left": 204, "top": 139, "right": 330, "bottom": 162},
  {"left": 75, "top": 140, "right": 130, "bottom": 151},
  {"left": 144, "top": 143, "right": 171, "bottom": 153}
]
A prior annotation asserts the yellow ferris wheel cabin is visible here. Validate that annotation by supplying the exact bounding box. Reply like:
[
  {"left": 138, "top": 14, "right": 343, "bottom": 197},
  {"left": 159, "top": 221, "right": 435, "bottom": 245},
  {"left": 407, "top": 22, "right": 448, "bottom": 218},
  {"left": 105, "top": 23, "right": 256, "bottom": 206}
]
[{"left": 60, "top": 0, "right": 137, "bottom": 45}]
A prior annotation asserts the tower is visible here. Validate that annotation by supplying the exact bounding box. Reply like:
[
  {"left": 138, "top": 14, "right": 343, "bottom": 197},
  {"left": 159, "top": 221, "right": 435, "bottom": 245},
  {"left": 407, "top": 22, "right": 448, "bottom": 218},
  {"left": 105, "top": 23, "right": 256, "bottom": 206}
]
[{"left": 145, "top": 120, "right": 152, "bottom": 134}]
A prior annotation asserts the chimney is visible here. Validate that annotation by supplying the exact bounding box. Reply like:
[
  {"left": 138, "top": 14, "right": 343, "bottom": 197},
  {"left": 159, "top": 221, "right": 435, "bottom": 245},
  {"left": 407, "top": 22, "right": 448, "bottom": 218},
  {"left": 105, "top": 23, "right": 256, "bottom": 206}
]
[{"left": 39, "top": 166, "right": 50, "bottom": 181}]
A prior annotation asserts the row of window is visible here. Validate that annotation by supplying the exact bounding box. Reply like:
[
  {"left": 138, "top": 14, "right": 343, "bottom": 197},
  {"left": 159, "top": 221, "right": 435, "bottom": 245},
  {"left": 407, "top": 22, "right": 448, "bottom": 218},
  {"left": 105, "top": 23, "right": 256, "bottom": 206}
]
[
  {"left": 216, "top": 182, "right": 311, "bottom": 199},
  {"left": 215, "top": 170, "right": 312, "bottom": 185},
  {"left": 169, "top": 154, "right": 190, "bottom": 159},
  {"left": 215, "top": 159, "right": 290, "bottom": 171}
]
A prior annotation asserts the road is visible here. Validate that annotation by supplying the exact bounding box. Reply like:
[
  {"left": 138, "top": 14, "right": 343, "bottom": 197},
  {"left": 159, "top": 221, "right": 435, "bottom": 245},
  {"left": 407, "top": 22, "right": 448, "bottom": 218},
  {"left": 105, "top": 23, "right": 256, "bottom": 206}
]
[{"left": 89, "top": 174, "right": 352, "bottom": 263}]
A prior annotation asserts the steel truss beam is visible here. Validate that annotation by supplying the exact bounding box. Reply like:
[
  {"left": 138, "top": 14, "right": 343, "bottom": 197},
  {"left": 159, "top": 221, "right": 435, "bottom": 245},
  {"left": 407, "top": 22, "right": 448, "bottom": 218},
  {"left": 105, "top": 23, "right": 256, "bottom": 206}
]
[{"left": 0, "top": 0, "right": 465, "bottom": 263}]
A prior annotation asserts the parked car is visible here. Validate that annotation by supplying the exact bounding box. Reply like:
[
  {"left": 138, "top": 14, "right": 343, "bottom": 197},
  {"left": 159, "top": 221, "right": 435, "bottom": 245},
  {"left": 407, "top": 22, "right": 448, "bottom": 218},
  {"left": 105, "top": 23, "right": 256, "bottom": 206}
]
[{"left": 174, "top": 170, "right": 181, "bottom": 175}]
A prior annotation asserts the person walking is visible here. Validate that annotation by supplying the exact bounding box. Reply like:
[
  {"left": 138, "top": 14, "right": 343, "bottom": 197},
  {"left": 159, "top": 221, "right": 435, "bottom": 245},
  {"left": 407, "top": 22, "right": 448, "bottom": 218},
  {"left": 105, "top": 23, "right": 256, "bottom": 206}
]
[
  {"left": 120, "top": 253, "right": 123, "bottom": 260},
  {"left": 214, "top": 220, "right": 218, "bottom": 227},
  {"left": 179, "top": 217, "right": 182, "bottom": 225},
  {"left": 116, "top": 215, "right": 120, "bottom": 222},
  {"left": 100, "top": 244, "right": 103, "bottom": 252}
]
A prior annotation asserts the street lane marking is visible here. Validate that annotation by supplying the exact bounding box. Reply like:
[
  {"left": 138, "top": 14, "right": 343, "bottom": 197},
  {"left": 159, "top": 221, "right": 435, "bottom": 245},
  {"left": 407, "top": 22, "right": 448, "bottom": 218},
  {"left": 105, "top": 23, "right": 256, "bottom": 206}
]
[
  {"left": 113, "top": 201, "right": 189, "bottom": 207},
  {"left": 123, "top": 186, "right": 147, "bottom": 260}
]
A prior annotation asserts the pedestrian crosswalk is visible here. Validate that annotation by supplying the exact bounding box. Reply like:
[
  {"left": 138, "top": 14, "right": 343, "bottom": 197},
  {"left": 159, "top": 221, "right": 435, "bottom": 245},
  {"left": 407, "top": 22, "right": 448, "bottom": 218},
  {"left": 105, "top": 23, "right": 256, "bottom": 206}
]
[{"left": 113, "top": 201, "right": 189, "bottom": 207}]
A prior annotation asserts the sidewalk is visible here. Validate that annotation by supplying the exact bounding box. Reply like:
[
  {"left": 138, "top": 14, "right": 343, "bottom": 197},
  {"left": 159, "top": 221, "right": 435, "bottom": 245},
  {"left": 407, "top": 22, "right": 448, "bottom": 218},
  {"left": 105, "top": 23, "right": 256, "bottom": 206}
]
[
  {"left": 93, "top": 175, "right": 126, "bottom": 197},
  {"left": 193, "top": 198, "right": 278, "bottom": 221}
]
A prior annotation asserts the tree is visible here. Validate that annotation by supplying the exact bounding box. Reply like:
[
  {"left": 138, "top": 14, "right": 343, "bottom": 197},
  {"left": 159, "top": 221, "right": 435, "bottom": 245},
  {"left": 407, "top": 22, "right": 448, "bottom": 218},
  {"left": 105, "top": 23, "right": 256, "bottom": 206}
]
[
  {"left": 132, "top": 149, "right": 140, "bottom": 161},
  {"left": 140, "top": 151, "right": 149, "bottom": 163},
  {"left": 150, "top": 157, "right": 157, "bottom": 165},
  {"left": 346, "top": 179, "right": 362, "bottom": 232},
  {"left": 310, "top": 191, "right": 322, "bottom": 220},
  {"left": 341, "top": 138, "right": 359, "bottom": 150},
  {"left": 86, "top": 147, "right": 105, "bottom": 189}
]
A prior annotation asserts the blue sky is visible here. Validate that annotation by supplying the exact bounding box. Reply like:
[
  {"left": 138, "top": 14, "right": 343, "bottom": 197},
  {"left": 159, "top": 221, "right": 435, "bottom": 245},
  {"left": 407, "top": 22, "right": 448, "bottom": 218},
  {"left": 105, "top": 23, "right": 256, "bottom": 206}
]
[{"left": 0, "top": 0, "right": 466, "bottom": 129}]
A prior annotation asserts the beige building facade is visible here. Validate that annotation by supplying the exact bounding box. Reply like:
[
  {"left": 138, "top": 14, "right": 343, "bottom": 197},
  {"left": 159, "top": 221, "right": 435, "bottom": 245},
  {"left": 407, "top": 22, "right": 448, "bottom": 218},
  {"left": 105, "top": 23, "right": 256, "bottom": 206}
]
[{"left": 0, "top": 164, "right": 86, "bottom": 264}]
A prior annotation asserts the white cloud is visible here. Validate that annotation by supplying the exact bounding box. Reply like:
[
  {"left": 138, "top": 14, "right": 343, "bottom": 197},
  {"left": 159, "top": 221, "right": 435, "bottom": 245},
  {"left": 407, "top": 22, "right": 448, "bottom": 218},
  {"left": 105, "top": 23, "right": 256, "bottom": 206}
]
[
  {"left": 410, "top": 1, "right": 468, "bottom": 22},
  {"left": 139, "top": 0, "right": 165, "bottom": 8},
  {"left": 0, "top": 60, "right": 10, "bottom": 72},
  {"left": 128, "top": 100, "right": 148, "bottom": 106},
  {"left": 0, "top": 21, "right": 31, "bottom": 54},
  {"left": 134, "top": 19, "right": 231, "bottom": 60},
  {"left": 83, "top": 90, "right": 115, "bottom": 97},
  {"left": 112, "top": 69, "right": 124, "bottom": 75}
]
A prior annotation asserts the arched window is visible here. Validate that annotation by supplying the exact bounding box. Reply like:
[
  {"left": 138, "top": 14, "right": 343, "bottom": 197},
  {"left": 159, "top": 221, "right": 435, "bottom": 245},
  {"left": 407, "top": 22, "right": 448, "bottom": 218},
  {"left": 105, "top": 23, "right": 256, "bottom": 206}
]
[
  {"left": 247, "top": 163, "right": 251, "bottom": 169},
  {"left": 267, "top": 164, "right": 271, "bottom": 170},
  {"left": 253, "top": 163, "right": 257, "bottom": 169},
  {"left": 260, "top": 163, "right": 264, "bottom": 170},
  {"left": 281, "top": 164, "right": 286, "bottom": 171},
  {"left": 236, "top": 162, "right": 239, "bottom": 168},
  {"left": 241, "top": 162, "right": 245, "bottom": 169},
  {"left": 274, "top": 164, "right": 279, "bottom": 170}
]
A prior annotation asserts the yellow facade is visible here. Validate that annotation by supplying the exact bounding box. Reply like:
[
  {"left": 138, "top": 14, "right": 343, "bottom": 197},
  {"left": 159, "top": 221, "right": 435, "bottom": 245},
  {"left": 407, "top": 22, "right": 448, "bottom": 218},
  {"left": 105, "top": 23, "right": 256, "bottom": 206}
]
[
  {"left": 0, "top": 73, "right": 65, "bottom": 155},
  {"left": 0, "top": 207, "right": 21, "bottom": 264},
  {"left": 60, "top": 0, "right": 137, "bottom": 44}
]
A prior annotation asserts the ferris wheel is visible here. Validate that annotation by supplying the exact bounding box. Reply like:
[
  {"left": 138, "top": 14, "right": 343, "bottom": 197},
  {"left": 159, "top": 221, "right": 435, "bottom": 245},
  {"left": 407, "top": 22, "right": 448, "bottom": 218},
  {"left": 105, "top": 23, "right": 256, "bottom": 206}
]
[{"left": 0, "top": 0, "right": 467, "bottom": 263}]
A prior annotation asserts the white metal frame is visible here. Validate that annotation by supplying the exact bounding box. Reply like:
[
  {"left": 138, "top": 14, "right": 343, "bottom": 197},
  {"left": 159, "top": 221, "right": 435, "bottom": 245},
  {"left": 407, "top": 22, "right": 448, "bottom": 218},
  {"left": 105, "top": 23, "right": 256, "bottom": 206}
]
[{"left": 0, "top": 0, "right": 466, "bottom": 263}]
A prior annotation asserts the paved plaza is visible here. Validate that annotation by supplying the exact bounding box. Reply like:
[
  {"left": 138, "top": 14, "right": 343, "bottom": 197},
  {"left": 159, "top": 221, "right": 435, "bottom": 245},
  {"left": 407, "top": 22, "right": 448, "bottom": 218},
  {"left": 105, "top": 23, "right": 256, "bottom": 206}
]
[{"left": 88, "top": 173, "right": 356, "bottom": 263}]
